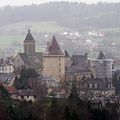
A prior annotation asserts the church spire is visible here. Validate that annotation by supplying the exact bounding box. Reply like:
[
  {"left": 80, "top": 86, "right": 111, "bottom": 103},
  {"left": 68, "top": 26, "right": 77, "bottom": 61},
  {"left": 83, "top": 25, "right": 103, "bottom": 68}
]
[
  {"left": 24, "top": 29, "right": 35, "bottom": 42},
  {"left": 24, "top": 29, "right": 35, "bottom": 56}
]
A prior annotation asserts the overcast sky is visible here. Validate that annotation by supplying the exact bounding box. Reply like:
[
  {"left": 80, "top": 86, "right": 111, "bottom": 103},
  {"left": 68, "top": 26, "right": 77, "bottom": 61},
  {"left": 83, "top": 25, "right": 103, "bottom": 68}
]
[{"left": 0, "top": 0, "right": 120, "bottom": 6}]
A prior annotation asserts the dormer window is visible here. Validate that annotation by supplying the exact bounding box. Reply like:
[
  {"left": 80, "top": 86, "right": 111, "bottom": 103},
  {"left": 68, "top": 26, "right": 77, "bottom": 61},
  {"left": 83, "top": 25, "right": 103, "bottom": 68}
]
[
  {"left": 94, "top": 84, "right": 98, "bottom": 89},
  {"left": 89, "top": 84, "right": 93, "bottom": 89}
]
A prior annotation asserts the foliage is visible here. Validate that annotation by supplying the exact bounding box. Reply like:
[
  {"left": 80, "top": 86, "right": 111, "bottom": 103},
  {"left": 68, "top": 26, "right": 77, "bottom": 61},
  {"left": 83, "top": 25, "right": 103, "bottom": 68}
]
[
  {"left": 0, "top": 2, "right": 120, "bottom": 30},
  {"left": 0, "top": 96, "right": 119, "bottom": 120},
  {"left": 14, "top": 68, "right": 38, "bottom": 89}
]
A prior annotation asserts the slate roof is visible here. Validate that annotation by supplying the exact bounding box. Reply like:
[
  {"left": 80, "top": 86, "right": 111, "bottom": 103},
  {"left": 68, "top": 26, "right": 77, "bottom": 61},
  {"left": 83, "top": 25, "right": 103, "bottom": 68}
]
[
  {"left": 70, "top": 54, "right": 89, "bottom": 72},
  {"left": 18, "top": 53, "right": 31, "bottom": 66},
  {"left": 0, "top": 73, "right": 14, "bottom": 84},
  {"left": 18, "top": 52, "right": 42, "bottom": 68},
  {"left": 5, "top": 85, "right": 17, "bottom": 94},
  {"left": 24, "top": 29, "right": 35, "bottom": 42},
  {"left": 47, "top": 36, "right": 64, "bottom": 55}
]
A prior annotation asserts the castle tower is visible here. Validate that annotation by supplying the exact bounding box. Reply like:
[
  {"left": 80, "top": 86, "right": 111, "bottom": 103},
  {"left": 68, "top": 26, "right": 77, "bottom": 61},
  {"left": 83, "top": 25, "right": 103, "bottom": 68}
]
[
  {"left": 43, "top": 36, "right": 67, "bottom": 81},
  {"left": 24, "top": 29, "right": 35, "bottom": 56}
]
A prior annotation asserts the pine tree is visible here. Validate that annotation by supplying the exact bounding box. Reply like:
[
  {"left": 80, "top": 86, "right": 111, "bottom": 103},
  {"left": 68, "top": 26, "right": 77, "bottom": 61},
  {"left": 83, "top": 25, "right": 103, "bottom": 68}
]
[
  {"left": 64, "top": 105, "right": 71, "bottom": 120},
  {"left": 69, "top": 75, "right": 79, "bottom": 103}
]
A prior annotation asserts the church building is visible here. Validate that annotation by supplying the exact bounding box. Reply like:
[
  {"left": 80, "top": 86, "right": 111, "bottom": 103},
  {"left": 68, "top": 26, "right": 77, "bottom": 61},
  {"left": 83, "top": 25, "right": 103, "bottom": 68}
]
[{"left": 13, "top": 30, "right": 43, "bottom": 74}]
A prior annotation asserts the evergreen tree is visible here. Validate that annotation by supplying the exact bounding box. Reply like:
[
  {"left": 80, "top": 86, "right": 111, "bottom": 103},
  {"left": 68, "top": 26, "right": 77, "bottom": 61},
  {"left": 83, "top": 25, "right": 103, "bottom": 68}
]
[
  {"left": 71, "top": 110, "right": 79, "bottom": 120},
  {"left": 14, "top": 68, "right": 38, "bottom": 89},
  {"left": 64, "top": 105, "right": 71, "bottom": 120},
  {"left": 69, "top": 75, "right": 79, "bottom": 103}
]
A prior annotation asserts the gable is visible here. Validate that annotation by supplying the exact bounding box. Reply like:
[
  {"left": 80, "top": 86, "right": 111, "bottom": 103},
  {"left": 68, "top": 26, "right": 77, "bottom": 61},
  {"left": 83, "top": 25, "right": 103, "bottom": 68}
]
[{"left": 13, "top": 54, "right": 26, "bottom": 68}]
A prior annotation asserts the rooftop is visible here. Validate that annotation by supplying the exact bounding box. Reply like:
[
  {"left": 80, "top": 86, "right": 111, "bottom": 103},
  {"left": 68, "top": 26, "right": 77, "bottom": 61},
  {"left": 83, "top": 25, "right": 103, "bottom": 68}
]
[
  {"left": 47, "top": 36, "right": 64, "bottom": 55},
  {"left": 24, "top": 29, "right": 35, "bottom": 42}
]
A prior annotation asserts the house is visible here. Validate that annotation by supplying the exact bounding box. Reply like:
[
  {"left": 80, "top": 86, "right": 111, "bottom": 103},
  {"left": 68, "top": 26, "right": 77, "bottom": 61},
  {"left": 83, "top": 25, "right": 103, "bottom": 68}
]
[
  {"left": 66, "top": 53, "right": 92, "bottom": 81},
  {"left": 78, "top": 77, "right": 115, "bottom": 97},
  {"left": 5, "top": 85, "right": 18, "bottom": 99},
  {"left": 0, "top": 63, "right": 14, "bottom": 74},
  {"left": 0, "top": 57, "right": 14, "bottom": 74},
  {"left": 91, "top": 51, "right": 113, "bottom": 79},
  {"left": 17, "top": 89, "right": 36, "bottom": 102}
]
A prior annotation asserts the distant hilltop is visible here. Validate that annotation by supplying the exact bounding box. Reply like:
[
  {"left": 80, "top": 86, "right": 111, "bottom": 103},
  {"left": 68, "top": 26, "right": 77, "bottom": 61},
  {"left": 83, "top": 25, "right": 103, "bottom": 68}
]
[{"left": 0, "top": 2, "right": 120, "bottom": 30}]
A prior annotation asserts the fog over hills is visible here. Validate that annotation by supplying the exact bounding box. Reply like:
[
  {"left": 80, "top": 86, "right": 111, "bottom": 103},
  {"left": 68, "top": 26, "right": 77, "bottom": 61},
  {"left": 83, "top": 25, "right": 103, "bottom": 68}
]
[
  {"left": 0, "top": 2, "right": 119, "bottom": 31},
  {"left": 0, "top": 0, "right": 120, "bottom": 6}
]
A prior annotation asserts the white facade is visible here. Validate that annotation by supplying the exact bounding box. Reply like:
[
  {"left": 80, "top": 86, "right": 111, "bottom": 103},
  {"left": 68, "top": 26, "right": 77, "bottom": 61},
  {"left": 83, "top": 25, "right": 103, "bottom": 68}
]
[
  {"left": 0, "top": 65, "right": 14, "bottom": 73},
  {"left": 17, "top": 95, "right": 36, "bottom": 102}
]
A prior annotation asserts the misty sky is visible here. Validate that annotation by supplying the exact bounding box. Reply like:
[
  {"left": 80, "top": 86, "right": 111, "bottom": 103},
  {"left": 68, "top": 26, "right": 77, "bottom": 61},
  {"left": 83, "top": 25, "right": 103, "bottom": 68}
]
[{"left": 0, "top": 0, "right": 120, "bottom": 6}]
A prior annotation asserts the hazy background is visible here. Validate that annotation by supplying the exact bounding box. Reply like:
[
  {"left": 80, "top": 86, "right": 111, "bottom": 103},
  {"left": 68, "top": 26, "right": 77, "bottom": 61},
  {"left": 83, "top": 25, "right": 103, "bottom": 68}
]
[
  {"left": 0, "top": 0, "right": 120, "bottom": 59},
  {"left": 0, "top": 0, "right": 120, "bottom": 6}
]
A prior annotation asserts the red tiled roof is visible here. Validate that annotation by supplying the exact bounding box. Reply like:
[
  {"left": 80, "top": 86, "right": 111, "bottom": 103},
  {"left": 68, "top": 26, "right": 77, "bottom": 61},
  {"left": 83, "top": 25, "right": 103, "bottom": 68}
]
[
  {"left": 0, "top": 81, "right": 17, "bottom": 94},
  {"left": 47, "top": 36, "right": 64, "bottom": 55},
  {"left": 5, "top": 86, "right": 17, "bottom": 94},
  {"left": 0, "top": 81, "right": 3, "bottom": 87}
]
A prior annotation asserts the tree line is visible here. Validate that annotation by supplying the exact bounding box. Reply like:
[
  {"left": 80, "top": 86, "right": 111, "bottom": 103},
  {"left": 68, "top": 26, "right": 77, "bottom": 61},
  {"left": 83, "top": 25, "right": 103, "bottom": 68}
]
[{"left": 0, "top": 2, "right": 120, "bottom": 30}]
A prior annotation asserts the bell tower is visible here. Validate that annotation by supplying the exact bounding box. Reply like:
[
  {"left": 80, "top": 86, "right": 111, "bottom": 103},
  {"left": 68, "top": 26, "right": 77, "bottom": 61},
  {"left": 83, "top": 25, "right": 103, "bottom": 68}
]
[{"left": 24, "top": 29, "right": 35, "bottom": 56}]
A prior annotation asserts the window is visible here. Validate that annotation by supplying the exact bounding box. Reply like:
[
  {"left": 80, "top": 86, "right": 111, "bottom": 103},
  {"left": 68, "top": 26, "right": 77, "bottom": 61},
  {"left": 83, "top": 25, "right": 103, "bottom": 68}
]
[
  {"left": 59, "top": 58, "right": 61, "bottom": 61},
  {"left": 34, "top": 96, "right": 36, "bottom": 99},
  {"left": 85, "top": 84, "right": 87, "bottom": 88},
  {"left": 65, "top": 66, "right": 68, "bottom": 71},
  {"left": 5, "top": 67, "right": 7, "bottom": 72},
  {"left": 59, "top": 63, "right": 61, "bottom": 66},
  {"left": 27, "top": 95, "right": 29, "bottom": 98},
  {"left": 21, "top": 96, "right": 24, "bottom": 99}
]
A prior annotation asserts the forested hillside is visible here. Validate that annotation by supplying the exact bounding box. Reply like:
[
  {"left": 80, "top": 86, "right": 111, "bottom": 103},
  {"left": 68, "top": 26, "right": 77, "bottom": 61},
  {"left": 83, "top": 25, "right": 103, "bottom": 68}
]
[{"left": 0, "top": 2, "right": 120, "bottom": 30}]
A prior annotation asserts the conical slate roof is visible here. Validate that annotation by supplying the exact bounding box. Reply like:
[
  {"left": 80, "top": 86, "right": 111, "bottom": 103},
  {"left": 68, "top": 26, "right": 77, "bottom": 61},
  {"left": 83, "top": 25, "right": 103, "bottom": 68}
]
[
  {"left": 24, "top": 29, "right": 35, "bottom": 42},
  {"left": 98, "top": 51, "right": 105, "bottom": 59},
  {"left": 47, "top": 36, "right": 64, "bottom": 55}
]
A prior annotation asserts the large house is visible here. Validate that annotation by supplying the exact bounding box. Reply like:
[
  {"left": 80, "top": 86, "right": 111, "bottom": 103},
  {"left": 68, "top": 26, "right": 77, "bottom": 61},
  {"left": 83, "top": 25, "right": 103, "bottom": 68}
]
[
  {"left": 66, "top": 53, "right": 92, "bottom": 81},
  {"left": 78, "top": 77, "right": 115, "bottom": 97},
  {"left": 91, "top": 51, "right": 113, "bottom": 79},
  {"left": 13, "top": 30, "right": 43, "bottom": 74}
]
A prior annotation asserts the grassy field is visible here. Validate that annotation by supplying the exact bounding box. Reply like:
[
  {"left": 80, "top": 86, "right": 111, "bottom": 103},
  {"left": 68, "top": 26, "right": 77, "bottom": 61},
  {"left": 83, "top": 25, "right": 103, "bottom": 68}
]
[
  {"left": 0, "top": 21, "right": 66, "bottom": 52},
  {"left": 0, "top": 35, "right": 24, "bottom": 49},
  {"left": 0, "top": 21, "right": 65, "bottom": 34}
]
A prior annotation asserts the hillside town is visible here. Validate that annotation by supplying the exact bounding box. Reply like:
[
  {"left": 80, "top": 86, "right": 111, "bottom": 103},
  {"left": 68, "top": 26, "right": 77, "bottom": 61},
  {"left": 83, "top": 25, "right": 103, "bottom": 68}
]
[
  {"left": 0, "top": 29, "right": 118, "bottom": 101},
  {"left": 1, "top": 29, "right": 120, "bottom": 120}
]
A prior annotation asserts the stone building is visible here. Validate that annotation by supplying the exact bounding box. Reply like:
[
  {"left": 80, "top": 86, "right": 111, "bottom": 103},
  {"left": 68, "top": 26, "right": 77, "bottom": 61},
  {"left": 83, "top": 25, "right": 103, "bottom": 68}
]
[
  {"left": 13, "top": 30, "right": 43, "bottom": 74},
  {"left": 78, "top": 77, "right": 115, "bottom": 97},
  {"left": 43, "top": 36, "right": 70, "bottom": 82},
  {"left": 66, "top": 53, "right": 92, "bottom": 81},
  {"left": 91, "top": 51, "right": 113, "bottom": 79}
]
